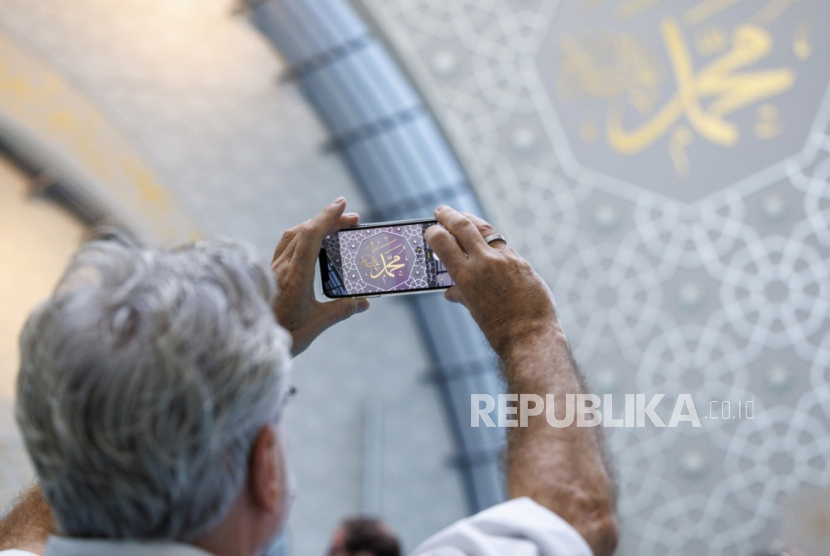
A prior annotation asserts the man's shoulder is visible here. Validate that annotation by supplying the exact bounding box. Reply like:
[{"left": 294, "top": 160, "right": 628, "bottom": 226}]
[{"left": 0, "top": 550, "right": 39, "bottom": 556}]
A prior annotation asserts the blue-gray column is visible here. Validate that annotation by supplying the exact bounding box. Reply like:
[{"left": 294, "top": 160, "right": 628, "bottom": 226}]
[{"left": 248, "top": 0, "right": 506, "bottom": 511}]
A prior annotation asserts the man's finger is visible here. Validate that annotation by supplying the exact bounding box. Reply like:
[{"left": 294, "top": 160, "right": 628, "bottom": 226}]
[
  {"left": 444, "top": 286, "right": 469, "bottom": 308},
  {"left": 294, "top": 198, "right": 348, "bottom": 266},
  {"left": 315, "top": 297, "right": 371, "bottom": 331},
  {"left": 425, "top": 224, "right": 467, "bottom": 273},
  {"left": 434, "top": 206, "right": 488, "bottom": 255},
  {"left": 461, "top": 212, "right": 507, "bottom": 250},
  {"left": 272, "top": 229, "right": 297, "bottom": 263},
  {"left": 272, "top": 240, "right": 297, "bottom": 272}
]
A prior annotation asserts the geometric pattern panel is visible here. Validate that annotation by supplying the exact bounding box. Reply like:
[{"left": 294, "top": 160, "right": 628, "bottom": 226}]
[{"left": 363, "top": 0, "right": 830, "bottom": 553}]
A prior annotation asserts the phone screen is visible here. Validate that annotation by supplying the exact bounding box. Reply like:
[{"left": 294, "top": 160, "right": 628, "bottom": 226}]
[{"left": 320, "top": 220, "right": 454, "bottom": 298}]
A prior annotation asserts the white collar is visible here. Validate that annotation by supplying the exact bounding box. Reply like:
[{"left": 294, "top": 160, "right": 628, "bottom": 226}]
[{"left": 45, "top": 537, "right": 213, "bottom": 556}]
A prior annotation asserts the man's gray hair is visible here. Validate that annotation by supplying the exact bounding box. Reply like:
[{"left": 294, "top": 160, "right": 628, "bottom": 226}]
[{"left": 16, "top": 236, "right": 292, "bottom": 541}]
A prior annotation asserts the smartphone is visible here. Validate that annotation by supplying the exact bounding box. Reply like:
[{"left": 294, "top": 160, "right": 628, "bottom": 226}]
[{"left": 319, "top": 218, "right": 454, "bottom": 299}]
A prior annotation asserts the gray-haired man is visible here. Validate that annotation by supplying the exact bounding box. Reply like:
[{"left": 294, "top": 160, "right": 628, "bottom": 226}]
[{"left": 0, "top": 199, "right": 618, "bottom": 556}]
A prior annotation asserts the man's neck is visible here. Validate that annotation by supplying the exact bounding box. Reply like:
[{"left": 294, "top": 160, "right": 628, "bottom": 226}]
[{"left": 192, "top": 496, "right": 266, "bottom": 556}]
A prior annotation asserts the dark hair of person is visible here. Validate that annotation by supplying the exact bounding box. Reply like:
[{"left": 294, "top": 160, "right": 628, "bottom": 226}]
[{"left": 341, "top": 518, "right": 400, "bottom": 556}]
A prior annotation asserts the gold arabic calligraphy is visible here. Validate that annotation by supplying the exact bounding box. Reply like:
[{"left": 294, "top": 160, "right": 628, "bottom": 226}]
[
  {"left": 370, "top": 252, "right": 406, "bottom": 280},
  {"left": 607, "top": 16, "right": 795, "bottom": 154},
  {"left": 360, "top": 235, "right": 409, "bottom": 285}
]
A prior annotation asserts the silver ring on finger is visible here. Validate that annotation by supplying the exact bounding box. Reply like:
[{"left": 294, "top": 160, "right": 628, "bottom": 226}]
[{"left": 484, "top": 233, "right": 507, "bottom": 246}]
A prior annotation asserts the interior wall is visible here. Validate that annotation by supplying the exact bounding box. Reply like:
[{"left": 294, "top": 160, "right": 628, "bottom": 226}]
[
  {"left": 0, "top": 157, "right": 86, "bottom": 403},
  {"left": 0, "top": 155, "right": 85, "bottom": 509}
]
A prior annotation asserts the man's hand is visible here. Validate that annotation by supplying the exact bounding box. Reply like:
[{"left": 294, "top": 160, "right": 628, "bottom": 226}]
[
  {"left": 424, "top": 206, "right": 562, "bottom": 355},
  {"left": 271, "top": 197, "right": 370, "bottom": 356}
]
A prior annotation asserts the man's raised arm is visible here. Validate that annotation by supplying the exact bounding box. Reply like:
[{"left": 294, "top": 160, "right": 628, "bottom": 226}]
[{"left": 424, "top": 206, "right": 618, "bottom": 556}]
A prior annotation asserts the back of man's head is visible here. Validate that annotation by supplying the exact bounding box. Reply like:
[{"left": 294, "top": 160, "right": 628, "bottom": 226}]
[
  {"left": 330, "top": 518, "right": 401, "bottom": 556},
  {"left": 16, "top": 236, "right": 292, "bottom": 541}
]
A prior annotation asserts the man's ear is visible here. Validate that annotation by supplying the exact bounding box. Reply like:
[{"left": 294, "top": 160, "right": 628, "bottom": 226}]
[{"left": 248, "top": 425, "right": 282, "bottom": 511}]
